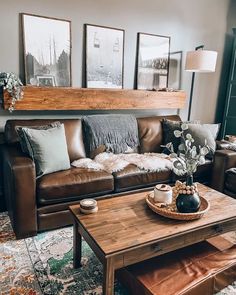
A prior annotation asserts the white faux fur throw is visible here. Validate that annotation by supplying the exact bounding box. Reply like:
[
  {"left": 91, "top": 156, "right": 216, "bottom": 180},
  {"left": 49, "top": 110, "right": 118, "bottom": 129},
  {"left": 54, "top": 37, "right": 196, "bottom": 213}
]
[{"left": 71, "top": 152, "right": 172, "bottom": 173}]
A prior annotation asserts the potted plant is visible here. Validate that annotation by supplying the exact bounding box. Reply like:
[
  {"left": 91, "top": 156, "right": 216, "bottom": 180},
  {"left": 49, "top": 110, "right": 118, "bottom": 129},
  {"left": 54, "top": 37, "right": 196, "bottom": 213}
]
[
  {"left": 0, "top": 72, "right": 24, "bottom": 112},
  {"left": 165, "top": 123, "right": 210, "bottom": 213}
]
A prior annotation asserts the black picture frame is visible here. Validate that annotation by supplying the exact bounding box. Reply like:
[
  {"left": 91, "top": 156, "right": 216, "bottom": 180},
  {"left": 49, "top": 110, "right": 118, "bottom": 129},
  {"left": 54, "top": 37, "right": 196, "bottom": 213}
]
[
  {"left": 136, "top": 32, "right": 170, "bottom": 90},
  {"left": 85, "top": 24, "right": 125, "bottom": 89},
  {"left": 22, "top": 13, "right": 72, "bottom": 87}
]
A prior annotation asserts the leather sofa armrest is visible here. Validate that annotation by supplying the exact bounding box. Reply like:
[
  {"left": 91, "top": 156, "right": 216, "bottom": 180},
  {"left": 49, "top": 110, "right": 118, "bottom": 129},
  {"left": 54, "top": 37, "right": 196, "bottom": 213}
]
[
  {"left": 215, "top": 140, "right": 231, "bottom": 150},
  {"left": 2, "top": 144, "right": 37, "bottom": 238},
  {"left": 211, "top": 149, "right": 236, "bottom": 192}
]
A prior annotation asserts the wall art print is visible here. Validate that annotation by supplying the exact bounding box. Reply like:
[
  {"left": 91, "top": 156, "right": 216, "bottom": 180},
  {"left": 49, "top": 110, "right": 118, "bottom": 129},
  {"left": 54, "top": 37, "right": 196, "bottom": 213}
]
[
  {"left": 137, "top": 33, "right": 170, "bottom": 90},
  {"left": 168, "top": 50, "right": 183, "bottom": 90},
  {"left": 85, "top": 24, "right": 124, "bottom": 89},
  {"left": 22, "top": 13, "right": 71, "bottom": 87}
]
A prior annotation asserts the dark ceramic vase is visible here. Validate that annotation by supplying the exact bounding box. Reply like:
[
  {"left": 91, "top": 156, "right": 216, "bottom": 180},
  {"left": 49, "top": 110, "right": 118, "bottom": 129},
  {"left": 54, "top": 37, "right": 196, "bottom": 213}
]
[{"left": 176, "top": 175, "right": 201, "bottom": 213}]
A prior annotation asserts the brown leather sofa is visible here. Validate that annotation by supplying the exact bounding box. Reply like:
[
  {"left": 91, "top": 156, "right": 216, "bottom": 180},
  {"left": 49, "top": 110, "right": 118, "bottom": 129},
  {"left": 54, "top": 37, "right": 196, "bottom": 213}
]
[
  {"left": 211, "top": 149, "right": 236, "bottom": 198},
  {"left": 2, "top": 115, "right": 213, "bottom": 239}
]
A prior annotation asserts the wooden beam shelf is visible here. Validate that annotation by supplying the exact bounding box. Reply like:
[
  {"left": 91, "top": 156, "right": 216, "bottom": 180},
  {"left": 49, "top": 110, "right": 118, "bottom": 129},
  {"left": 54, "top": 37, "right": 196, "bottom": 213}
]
[{"left": 2, "top": 86, "right": 186, "bottom": 111}]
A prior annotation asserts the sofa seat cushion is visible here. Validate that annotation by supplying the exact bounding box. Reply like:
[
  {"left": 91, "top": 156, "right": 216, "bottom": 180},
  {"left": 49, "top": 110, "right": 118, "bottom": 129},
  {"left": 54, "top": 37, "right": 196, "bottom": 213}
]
[
  {"left": 113, "top": 164, "right": 171, "bottom": 192},
  {"left": 37, "top": 167, "right": 114, "bottom": 205},
  {"left": 225, "top": 168, "right": 236, "bottom": 194}
]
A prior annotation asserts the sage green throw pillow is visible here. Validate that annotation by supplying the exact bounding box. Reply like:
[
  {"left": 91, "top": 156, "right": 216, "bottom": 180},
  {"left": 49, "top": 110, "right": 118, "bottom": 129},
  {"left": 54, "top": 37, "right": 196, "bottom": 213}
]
[
  {"left": 16, "top": 121, "right": 61, "bottom": 154},
  {"left": 21, "top": 124, "right": 70, "bottom": 177}
]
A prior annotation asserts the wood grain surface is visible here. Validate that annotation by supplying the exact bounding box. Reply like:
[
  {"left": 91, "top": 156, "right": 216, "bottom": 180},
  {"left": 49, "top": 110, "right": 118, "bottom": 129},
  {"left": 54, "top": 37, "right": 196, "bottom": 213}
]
[
  {"left": 2, "top": 86, "right": 186, "bottom": 110},
  {"left": 70, "top": 184, "right": 236, "bottom": 255}
]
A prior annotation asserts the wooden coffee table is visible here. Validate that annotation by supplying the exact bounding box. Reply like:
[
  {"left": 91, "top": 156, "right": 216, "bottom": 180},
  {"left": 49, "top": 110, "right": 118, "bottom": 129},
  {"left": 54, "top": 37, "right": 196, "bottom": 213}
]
[{"left": 69, "top": 184, "right": 236, "bottom": 295}]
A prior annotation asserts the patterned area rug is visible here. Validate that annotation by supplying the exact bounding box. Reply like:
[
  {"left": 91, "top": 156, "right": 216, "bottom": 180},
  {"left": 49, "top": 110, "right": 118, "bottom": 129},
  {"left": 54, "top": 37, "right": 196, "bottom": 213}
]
[{"left": 0, "top": 212, "right": 236, "bottom": 295}]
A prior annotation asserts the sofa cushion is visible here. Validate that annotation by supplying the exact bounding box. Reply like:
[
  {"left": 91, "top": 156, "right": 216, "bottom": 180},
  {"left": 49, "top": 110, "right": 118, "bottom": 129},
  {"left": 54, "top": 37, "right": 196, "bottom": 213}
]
[
  {"left": 113, "top": 164, "right": 171, "bottom": 192},
  {"left": 162, "top": 119, "right": 200, "bottom": 153},
  {"left": 5, "top": 119, "right": 86, "bottom": 161},
  {"left": 186, "top": 123, "right": 217, "bottom": 159},
  {"left": 16, "top": 121, "right": 61, "bottom": 154},
  {"left": 21, "top": 124, "right": 71, "bottom": 177},
  {"left": 137, "top": 115, "right": 181, "bottom": 154},
  {"left": 37, "top": 167, "right": 114, "bottom": 205},
  {"left": 225, "top": 168, "right": 236, "bottom": 194}
]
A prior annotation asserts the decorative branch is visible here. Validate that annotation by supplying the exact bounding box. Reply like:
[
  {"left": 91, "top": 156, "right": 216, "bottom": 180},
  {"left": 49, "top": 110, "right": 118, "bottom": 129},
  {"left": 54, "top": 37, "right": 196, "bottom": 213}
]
[
  {"left": 0, "top": 72, "right": 24, "bottom": 112},
  {"left": 164, "top": 123, "right": 210, "bottom": 176}
]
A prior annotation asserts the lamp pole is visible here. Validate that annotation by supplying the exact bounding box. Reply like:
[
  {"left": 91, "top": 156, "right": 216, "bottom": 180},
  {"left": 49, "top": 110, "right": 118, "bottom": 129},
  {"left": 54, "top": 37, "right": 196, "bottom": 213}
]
[{"left": 187, "top": 45, "right": 204, "bottom": 120}]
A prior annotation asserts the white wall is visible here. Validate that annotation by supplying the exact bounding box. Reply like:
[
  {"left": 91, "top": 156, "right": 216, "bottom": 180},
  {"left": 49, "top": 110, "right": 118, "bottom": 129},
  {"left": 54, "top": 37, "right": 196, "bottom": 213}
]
[{"left": 0, "top": 0, "right": 231, "bottom": 130}]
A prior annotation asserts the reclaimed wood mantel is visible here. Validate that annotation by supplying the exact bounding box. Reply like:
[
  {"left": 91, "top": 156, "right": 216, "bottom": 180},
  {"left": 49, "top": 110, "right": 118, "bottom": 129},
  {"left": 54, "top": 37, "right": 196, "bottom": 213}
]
[{"left": 2, "top": 86, "right": 186, "bottom": 111}]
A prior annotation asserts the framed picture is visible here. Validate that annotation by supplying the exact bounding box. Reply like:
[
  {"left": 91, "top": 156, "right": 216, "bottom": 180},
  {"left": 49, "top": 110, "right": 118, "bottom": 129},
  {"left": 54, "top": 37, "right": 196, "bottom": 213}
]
[
  {"left": 85, "top": 24, "right": 124, "bottom": 88},
  {"left": 36, "top": 75, "right": 56, "bottom": 87},
  {"left": 22, "top": 13, "right": 71, "bottom": 87},
  {"left": 168, "top": 51, "right": 183, "bottom": 90},
  {"left": 136, "top": 33, "right": 170, "bottom": 90}
]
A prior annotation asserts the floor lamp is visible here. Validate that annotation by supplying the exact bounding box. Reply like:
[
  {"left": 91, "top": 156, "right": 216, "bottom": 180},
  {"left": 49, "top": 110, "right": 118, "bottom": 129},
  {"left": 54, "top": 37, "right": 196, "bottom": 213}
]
[{"left": 185, "top": 45, "right": 218, "bottom": 120}]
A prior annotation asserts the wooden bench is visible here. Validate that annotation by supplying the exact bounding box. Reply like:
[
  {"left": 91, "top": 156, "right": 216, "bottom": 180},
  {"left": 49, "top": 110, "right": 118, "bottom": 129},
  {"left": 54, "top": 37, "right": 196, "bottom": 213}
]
[{"left": 117, "top": 235, "right": 236, "bottom": 295}]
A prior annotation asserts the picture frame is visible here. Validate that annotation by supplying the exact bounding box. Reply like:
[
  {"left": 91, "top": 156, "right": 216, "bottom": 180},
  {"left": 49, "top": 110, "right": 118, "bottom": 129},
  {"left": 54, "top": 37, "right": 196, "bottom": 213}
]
[
  {"left": 36, "top": 75, "right": 56, "bottom": 87},
  {"left": 168, "top": 51, "right": 183, "bottom": 90},
  {"left": 22, "top": 13, "right": 72, "bottom": 87},
  {"left": 85, "top": 24, "right": 124, "bottom": 89},
  {"left": 136, "top": 32, "right": 170, "bottom": 90}
]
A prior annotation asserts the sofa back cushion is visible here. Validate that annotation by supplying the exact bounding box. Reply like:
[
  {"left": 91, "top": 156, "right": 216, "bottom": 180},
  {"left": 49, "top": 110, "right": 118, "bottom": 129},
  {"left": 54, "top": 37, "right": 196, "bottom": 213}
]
[
  {"left": 137, "top": 115, "right": 181, "bottom": 153},
  {"left": 4, "top": 119, "right": 86, "bottom": 161},
  {"left": 21, "top": 124, "right": 71, "bottom": 177}
]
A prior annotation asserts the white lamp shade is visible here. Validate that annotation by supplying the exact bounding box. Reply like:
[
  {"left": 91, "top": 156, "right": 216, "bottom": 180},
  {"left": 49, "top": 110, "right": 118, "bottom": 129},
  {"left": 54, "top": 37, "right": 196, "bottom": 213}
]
[{"left": 185, "top": 50, "right": 218, "bottom": 72}]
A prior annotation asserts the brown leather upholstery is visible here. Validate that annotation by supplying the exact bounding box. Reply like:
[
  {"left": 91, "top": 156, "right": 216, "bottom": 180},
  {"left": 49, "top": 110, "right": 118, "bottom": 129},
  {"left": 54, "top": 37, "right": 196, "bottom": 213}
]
[
  {"left": 113, "top": 164, "right": 171, "bottom": 192},
  {"left": 117, "top": 239, "right": 236, "bottom": 295},
  {"left": 4, "top": 119, "right": 86, "bottom": 161},
  {"left": 37, "top": 167, "right": 114, "bottom": 205},
  {"left": 225, "top": 169, "right": 236, "bottom": 195},
  {"left": 38, "top": 209, "right": 74, "bottom": 232},
  {"left": 216, "top": 140, "right": 231, "bottom": 150},
  {"left": 2, "top": 144, "right": 37, "bottom": 239},
  {"left": 211, "top": 150, "right": 236, "bottom": 193},
  {"left": 137, "top": 115, "right": 181, "bottom": 153}
]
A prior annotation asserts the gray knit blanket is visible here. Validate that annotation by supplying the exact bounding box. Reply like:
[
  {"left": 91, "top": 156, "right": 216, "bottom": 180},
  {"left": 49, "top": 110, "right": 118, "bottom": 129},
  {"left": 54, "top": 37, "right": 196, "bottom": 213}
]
[{"left": 83, "top": 114, "right": 139, "bottom": 154}]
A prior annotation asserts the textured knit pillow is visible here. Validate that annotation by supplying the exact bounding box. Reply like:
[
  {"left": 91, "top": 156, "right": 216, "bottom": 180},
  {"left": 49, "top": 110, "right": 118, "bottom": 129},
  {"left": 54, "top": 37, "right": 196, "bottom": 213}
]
[
  {"left": 21, "top": 124, "right": 70, "bottom": 177},
  {"left": 16, "top": 121, "right": 61, "bottom": 154}
]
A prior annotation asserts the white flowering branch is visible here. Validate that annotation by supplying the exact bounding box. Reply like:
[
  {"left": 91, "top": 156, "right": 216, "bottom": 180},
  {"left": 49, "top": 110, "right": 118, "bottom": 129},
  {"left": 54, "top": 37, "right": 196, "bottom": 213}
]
[{"left": 164, "top": 123, "right": 210, "bottom": 176}]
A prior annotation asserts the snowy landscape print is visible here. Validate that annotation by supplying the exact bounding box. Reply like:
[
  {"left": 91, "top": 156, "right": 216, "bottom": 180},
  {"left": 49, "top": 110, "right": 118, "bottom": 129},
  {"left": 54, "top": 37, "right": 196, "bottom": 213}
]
[
  {"left": 137, "top": 33, "right": 170, "bottom": 90},
  {"left": 86, "top": 25, "right": 124, "bottom": 89},
  {"left": 22, "top": 14, "right": 71, "bottom": 87}
]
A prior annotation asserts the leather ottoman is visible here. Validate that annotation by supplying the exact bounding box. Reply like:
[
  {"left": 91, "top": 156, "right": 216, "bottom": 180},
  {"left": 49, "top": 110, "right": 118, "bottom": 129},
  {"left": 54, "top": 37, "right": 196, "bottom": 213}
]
[{"left": 117, "top": 236, "right": 236, "bottom": 295}]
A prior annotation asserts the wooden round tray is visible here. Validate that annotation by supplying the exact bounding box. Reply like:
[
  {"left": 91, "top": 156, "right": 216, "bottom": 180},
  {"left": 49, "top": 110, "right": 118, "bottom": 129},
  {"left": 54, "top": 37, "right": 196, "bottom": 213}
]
[{"left": 146, "top": 192, "right": 210, "bottom": 221}]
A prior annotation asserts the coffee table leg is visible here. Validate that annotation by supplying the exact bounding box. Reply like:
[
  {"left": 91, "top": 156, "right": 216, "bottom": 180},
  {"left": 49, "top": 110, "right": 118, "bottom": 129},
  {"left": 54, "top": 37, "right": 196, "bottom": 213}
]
[
  {"left": 103, "top": 258, "right": 114, "bottom": 295},
  {"left": 73, "top": 221, "right": 82, "bottom": 268}
]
